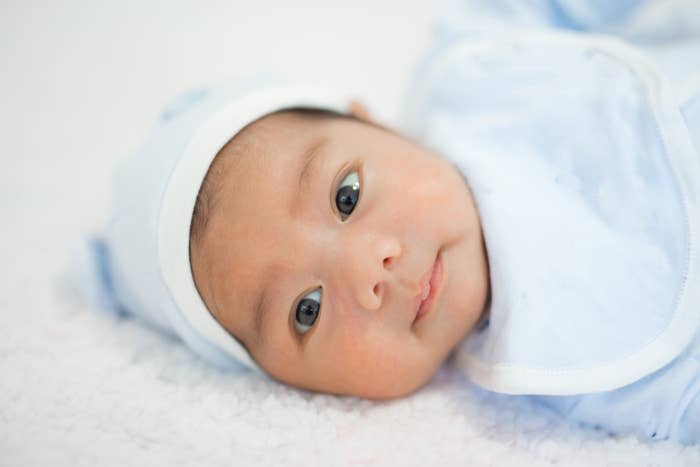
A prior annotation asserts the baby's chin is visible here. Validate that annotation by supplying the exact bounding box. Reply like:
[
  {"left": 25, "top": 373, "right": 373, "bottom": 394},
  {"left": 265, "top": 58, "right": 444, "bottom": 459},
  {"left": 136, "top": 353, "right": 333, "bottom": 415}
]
[
  {"left": 291, "top": 375, "right": 434, "bottom": 401},
  {"left": 267, "top": 355, "right": 443, "bottom": 401},
  {"left": 344, "top": 373, "right": 436, "bottom": 401}
]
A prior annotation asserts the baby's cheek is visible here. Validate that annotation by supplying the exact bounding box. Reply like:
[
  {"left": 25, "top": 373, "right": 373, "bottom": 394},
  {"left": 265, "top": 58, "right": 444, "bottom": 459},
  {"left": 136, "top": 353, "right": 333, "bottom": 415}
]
[
  {"left": 365, "top": 337, "right": 437, "bottom": 393},
  {"left": 324, "top": 328, "right": 424, "bottom": 395}
]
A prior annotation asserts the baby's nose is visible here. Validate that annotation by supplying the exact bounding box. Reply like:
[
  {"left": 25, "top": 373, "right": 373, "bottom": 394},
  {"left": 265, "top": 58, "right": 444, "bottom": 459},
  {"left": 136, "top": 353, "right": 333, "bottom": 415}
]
[{"left": 336, "top": 232, "right": 401, "bottom": 311}]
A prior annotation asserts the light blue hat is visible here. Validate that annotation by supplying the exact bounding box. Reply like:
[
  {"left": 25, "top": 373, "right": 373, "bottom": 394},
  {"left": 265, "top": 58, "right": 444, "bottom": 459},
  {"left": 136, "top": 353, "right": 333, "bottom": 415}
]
[{"left": 73, "top": 76, "right": 350, "bottom": 370}]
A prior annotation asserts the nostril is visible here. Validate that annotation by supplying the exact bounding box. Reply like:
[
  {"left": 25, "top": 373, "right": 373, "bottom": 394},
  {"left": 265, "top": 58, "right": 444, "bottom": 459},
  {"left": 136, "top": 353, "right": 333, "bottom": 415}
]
[
  {"left": 383, "top": 257, "right": 392, "bottom": 268},
  {"left": 373, "top": 283, "right": 381, "bottom": 297}
]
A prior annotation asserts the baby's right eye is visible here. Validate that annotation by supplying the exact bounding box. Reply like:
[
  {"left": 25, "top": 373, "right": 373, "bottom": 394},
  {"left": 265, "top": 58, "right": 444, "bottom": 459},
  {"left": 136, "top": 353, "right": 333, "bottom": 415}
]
[{"left": 293, "top": 288, "right": 321, "bottom": 334}]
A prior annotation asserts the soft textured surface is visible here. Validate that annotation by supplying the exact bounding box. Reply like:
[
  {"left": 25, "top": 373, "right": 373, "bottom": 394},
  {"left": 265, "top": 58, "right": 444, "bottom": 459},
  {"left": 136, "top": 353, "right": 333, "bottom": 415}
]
[{"left": 1, "top": 1, "right": 699, "bottom": 465}]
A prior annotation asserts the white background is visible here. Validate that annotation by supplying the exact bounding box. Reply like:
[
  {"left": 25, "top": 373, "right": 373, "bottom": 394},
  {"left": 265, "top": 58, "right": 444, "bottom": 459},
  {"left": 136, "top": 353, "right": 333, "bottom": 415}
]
[{"left": 1, "top": 1, "right": 698, "bottom": 465}]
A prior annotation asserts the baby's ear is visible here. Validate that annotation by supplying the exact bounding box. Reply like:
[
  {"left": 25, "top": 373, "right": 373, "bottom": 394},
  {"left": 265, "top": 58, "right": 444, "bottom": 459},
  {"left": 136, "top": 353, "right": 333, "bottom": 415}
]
[{"left": 348, "top": 100, "right": 373, "bottom": 123}]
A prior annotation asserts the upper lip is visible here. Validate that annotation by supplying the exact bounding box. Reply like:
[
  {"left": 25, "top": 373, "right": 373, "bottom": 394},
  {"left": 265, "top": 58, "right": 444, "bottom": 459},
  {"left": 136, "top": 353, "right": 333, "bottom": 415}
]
[
  {"left": 417, "top": 262, "right": 435, "bottom": 299},
  {"left": 411, "top": 254, "right": 438, "bottom": 318}
]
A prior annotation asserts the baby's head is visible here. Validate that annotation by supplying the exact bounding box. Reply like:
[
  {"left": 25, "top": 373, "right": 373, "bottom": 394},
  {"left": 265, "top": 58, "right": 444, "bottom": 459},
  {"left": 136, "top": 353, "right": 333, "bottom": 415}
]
[{"left": 187, "top": 103, "right": 490, "bottom": 399}]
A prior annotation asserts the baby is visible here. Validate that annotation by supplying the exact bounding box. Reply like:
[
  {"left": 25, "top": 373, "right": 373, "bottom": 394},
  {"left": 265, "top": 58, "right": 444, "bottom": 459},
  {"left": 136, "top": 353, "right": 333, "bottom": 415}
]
[
  {"left": 187, "top": 105, "right": 490, "bottom": 399},
  {"left": 76, "top": 1, "right": 700, "bottom": 445}
]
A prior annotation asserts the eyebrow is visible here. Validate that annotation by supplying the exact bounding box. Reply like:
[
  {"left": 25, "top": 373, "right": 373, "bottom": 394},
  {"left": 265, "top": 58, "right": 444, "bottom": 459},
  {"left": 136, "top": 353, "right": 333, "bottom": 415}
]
[
  {"left": 250, "top": 138, "right": 327, "bottom": 345},
  {"left": 297, "top": 138, "right": 327, "bottom": 201},
  {"left": 252, "top": 278, "right": 269, "bottom": 346}
]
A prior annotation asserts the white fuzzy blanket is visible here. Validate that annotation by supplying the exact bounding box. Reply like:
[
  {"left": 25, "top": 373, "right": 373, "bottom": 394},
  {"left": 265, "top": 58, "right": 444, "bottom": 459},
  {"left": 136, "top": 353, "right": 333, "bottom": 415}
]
[{"left": 1, "top": 1, "right": 698, "bottom": 465}]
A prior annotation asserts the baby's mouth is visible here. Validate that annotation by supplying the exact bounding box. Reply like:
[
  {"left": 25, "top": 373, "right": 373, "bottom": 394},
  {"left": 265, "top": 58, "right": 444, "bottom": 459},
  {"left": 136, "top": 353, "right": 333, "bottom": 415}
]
[{"left": 412, "top": 251, "right": 444, "bottom": 325}]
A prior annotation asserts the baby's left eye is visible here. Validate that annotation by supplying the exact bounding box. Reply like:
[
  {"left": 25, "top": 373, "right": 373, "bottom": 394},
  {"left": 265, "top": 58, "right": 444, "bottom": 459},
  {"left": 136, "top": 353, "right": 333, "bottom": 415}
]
[{"left": 335, "top": 171, "right": 360, "bottom": 220}]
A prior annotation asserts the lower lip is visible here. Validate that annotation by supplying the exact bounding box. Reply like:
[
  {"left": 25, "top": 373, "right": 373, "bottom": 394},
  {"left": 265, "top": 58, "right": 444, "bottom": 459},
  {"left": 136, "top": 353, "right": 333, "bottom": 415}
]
[{"left": 413, "top": 253, "right": 444, "bottom": 324}]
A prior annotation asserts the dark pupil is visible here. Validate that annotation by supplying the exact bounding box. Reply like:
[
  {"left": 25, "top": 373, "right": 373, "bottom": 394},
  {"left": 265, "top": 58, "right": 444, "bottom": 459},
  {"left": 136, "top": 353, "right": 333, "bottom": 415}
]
[
  {"left": 335, "top": 185, "right": 359, "bottom": 215},
  {"left": 296, "top": 298, "right": 320, "bottom": 326}
]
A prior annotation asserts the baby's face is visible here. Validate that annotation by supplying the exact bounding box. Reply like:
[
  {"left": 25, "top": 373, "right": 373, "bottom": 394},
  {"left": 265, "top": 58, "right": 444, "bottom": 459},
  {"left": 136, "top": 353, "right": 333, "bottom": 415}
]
[{"left": 190, "top": 110, "right": 489, "bottom": 399}]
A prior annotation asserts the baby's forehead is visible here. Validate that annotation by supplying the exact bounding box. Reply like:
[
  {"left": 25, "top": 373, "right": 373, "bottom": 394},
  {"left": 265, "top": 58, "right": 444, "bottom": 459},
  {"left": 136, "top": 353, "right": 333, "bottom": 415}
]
[
  {"left": 216, "top": 110, "right": 319, "bottom": 167},
  {"left": 214, "top": 114, "right": 304, "bottom": 180},
  {"left": 201, "top": 110, "right": 329, "bottom": 225},
  {"left": 217, "top": 108, "right": 365, "bottom": 185}
]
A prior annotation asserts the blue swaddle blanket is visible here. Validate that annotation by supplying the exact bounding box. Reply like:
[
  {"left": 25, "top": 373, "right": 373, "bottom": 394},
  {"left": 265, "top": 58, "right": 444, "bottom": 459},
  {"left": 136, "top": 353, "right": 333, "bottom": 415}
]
[{"left": 400, "top": 1, "right": 700, "bottom": 444}]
